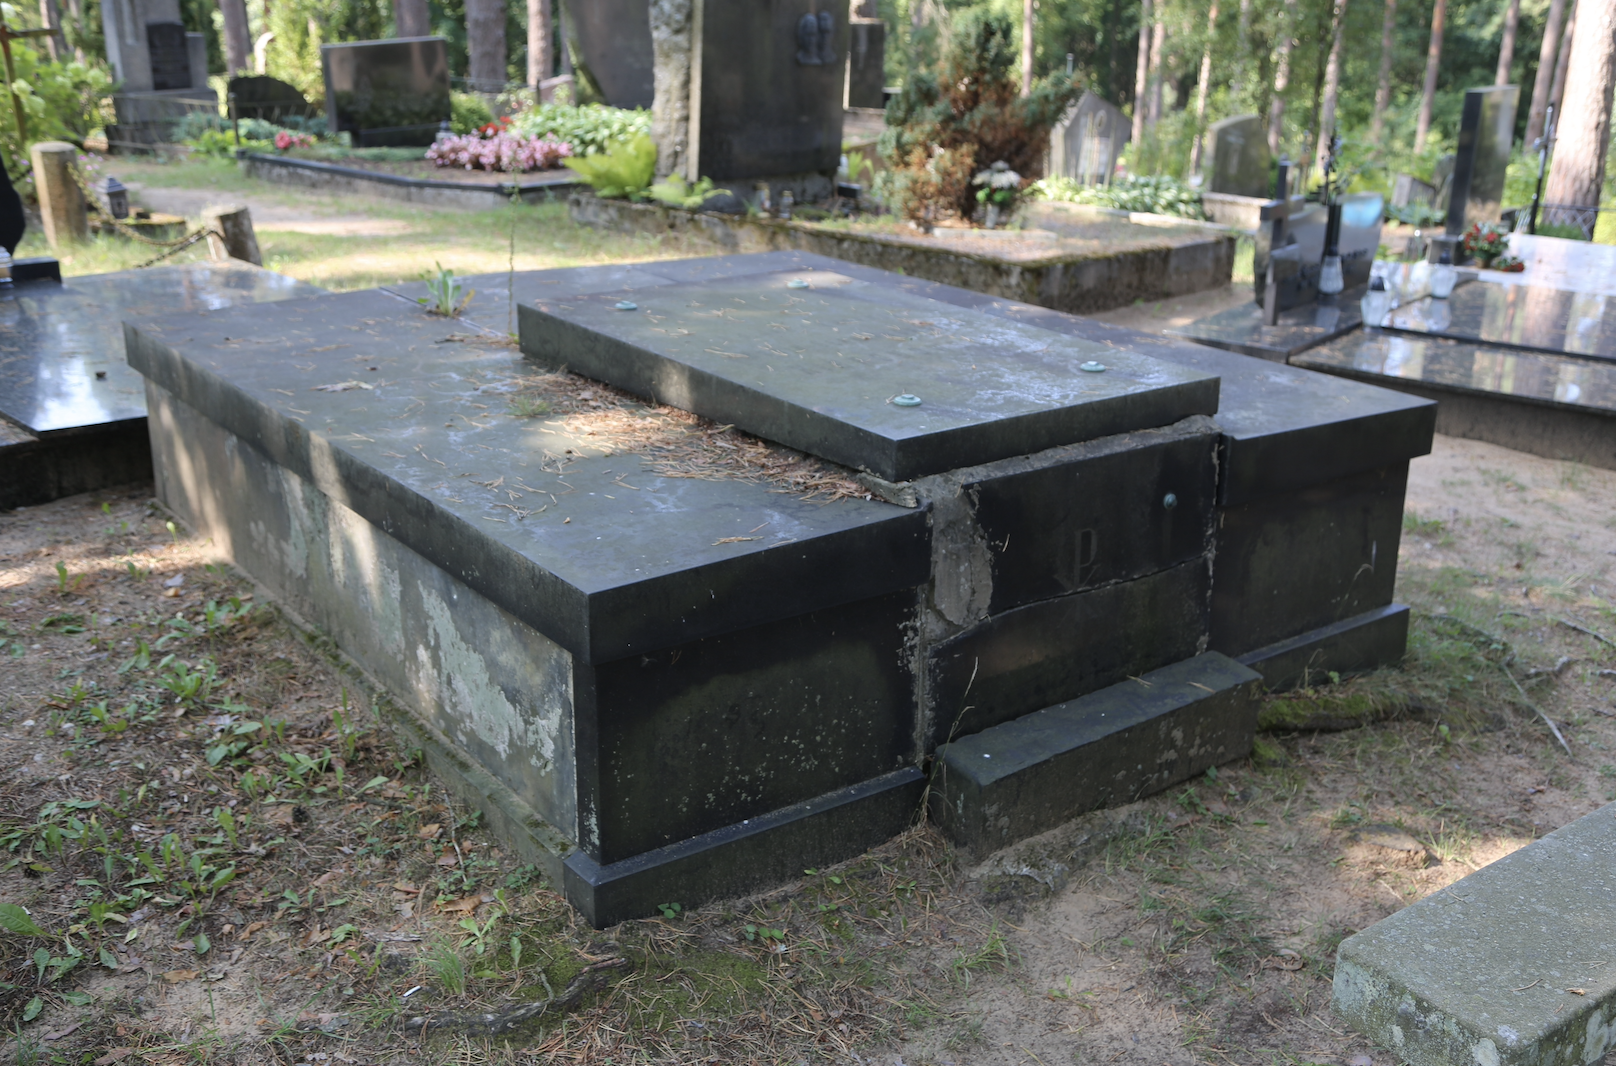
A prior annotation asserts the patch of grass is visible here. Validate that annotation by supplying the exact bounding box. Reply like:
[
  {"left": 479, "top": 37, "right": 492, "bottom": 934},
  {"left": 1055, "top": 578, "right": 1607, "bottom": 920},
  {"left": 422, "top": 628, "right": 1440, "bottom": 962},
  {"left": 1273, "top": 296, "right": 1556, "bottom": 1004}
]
[{"left": 1402, "top": 511, "right": 1447, "bottom": 537}]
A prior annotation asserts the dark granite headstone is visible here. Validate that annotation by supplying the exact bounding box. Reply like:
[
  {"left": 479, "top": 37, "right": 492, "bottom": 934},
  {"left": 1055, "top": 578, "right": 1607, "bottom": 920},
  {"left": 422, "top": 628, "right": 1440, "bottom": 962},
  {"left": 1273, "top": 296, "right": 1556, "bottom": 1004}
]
[
  {"left": 687, "top": 0, "right": 849, "bottom": 181},
  {"left": 1204, "top": 114, "right": 1270, "bottom": 197},
  {"left": 146, "top": 23, "right": 192, "bottom": 91},
  {"left": 571, "top": 0, "right": 654, "bottom": 109},
  {"left": 1049, "top": 91, "right": 1129, "bottom": 185},
  {"left": 1253, "top": 199, "right": 1327, "bottom": 310},
  {"left": 228, "top": 75, "right": 316, "bottom": 123},
  {"left": 1447, "top": 86, "right": 1518, "bottom": 236},
  {"left": 1387, "top": 278, "right": 1616, "bottom": 360},
  {"left": 845, "top": 18, "right": 885, "bottom": 109},
  {"left": 321, "top": 37, "right": 451, "bottom": 148}
]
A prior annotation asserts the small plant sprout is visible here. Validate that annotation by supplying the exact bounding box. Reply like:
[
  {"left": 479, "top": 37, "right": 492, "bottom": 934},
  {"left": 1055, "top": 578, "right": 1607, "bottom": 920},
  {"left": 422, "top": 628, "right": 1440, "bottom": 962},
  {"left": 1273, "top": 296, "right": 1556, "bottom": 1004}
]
[
  {"left": 419, "top": 263, "right": 473, "bottom": 317},
  {"left": 656, "top": 902, "right": 682, "bottom": 920}
]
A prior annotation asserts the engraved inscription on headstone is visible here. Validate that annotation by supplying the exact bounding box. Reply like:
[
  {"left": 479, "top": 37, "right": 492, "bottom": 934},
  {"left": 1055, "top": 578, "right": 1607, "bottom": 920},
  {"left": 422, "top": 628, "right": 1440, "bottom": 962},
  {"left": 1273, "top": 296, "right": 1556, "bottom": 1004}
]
[
  {"left": 1204, "top": 114, "right": 1271, "bottom": 197},
  {"left": 145, "top": 23, "right": 192, "bottom": 91},
  {"left": 1049, "top": 91, "right": 1129, "bottom": 186}
]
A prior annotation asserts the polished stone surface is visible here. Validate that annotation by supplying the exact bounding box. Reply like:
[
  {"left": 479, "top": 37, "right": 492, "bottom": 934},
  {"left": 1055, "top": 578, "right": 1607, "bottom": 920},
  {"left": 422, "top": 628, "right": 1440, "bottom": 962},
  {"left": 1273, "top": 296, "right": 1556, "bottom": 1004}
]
[
  {"left": 1049, "top": 90, "right": 1129, "bottom": 185},
  {"left": 1204, "top": 114, "right": 1269, "bottom": 198},
  {"left": 321, "top": 38, "right": 451, "bottom": 147},
  {"left": 128, "top": 285, "right": 928, "bottom": 664},
  {"left": 1505, "top": 233, "right": 1616, "bottom": 296},
  {"left": 1166, "top": 292, "right": 1365, "bottom": 361},
  {"left": 1296, "top": 329, "right": 1616, "bottom": 414},
  {"left": 1389, "top": 278, "right": 1616, "bottom": 360},
  {"left": 1446, "top": 85, "right": 1517, "bottom": 237},
  {"left": 519, "top": 269, "right": 1220, "bottom": 481},
  {"left": 0, "top": 261, "right": 321, "bottom": 436}
]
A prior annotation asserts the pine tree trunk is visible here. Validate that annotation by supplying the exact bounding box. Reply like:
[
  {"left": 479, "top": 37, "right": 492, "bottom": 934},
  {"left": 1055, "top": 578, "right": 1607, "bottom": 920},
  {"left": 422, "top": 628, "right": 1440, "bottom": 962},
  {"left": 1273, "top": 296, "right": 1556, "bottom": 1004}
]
[
  {"left": 527, "top": 0, "right": 551, "bottom": 84},
  {"left": 1495, "top": 0, "right": 1520, "bottom": 82},
  {"left": 1314, "top": 0, "right": 1348, "bottom": 171},
  {"left": 1132, "top": 0, "right": 1153, "bottom": 143},
  {"left": 1544, "top": 0, "right": 1616, "bottom": 207},
  {"left": 219, "top": 0, "right": 251, "bottom": 74},
  {"left": 1232, "top": 0, "right": 1251, "bottom": 100},
  {"left": 650, "top": 0, "right": 692, "bottom": 179},
  {"left": 1021, "top": 0, "right": 1034, "bottom": 96},
  {"left": 1268, "top": 0, "right": 1296, "bottom": 153},
  {"left": 1371, "top": 0, "right": 1396, "bottom": 136},
  {"left": 37, "top": 0, "right": 64, "bottom": 60},
  {"left": 1549, "top": 1, "right": 1576, "bottom": 119},
  {"left": 466, "top": 0, "right": 508, "bottom": 92},
  {"left": 1147, "top": 19, "right": 1165, "bottom": 124},
  {"left": 395, "top": 0, "right": 431, "bottom": 37},
  {"left": 1189, "top": 0, "right": 1219, "bottom": 172},
  {"left": 1525, "top": 0, "right": 1568, "bottom": 143},
  {"left": 1414, "top": 0, "right": 1446, "bottom": 152}
]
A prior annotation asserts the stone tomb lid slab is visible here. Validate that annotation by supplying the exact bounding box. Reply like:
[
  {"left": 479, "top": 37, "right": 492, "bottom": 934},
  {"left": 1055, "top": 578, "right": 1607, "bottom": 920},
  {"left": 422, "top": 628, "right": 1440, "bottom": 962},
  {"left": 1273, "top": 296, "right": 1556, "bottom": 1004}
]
[
  {"left": 0, "top": 260, "right": 321, "bottom": 436},
  {"left": 123, "top": 287, "right": 928, "bottom": 664},
  {"left": 518, "top": 269, "right": 1219, "bottom": 482}
]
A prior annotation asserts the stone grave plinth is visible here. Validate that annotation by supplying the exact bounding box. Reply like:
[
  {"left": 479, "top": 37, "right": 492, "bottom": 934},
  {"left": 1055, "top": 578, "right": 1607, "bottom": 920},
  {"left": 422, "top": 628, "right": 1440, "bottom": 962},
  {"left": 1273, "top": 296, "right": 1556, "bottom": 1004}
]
[
  {"left": 100, "top": 0, "right": 216, "bottom": 147},
  {"left": 128, "top": 251, "right": 1433, "bottom": 925},
  {"left": 0, "top": 261, "right": 320, "bottom": 510}
]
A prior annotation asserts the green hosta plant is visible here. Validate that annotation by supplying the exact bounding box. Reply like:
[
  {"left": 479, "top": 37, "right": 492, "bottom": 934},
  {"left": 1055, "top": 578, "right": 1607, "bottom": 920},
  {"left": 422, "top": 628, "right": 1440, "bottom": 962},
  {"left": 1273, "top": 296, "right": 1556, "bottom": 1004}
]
[
  {"left": 419, "top": 263, "right": 473, "bottom": 317},
  {"left": 646, "top": 174, "right": 726, "bottom": 210},
  {"left": 564, "top": 134, "right": 656, "bottom": 201}
]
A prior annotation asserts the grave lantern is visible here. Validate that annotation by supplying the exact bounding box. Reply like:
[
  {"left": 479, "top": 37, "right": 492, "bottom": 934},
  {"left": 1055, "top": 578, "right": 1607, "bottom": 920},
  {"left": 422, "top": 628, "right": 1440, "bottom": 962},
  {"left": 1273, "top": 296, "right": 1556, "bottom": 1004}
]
[{"left": 102, "top": 177, "right": 130, "bottom": 219}]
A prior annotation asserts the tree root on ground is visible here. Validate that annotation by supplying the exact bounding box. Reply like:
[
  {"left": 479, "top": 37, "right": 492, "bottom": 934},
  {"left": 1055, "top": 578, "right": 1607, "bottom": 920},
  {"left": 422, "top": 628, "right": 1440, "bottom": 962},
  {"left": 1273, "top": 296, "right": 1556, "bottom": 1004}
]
[{"left": 404, "top": 957, "right": 630, "bottom": 1035}]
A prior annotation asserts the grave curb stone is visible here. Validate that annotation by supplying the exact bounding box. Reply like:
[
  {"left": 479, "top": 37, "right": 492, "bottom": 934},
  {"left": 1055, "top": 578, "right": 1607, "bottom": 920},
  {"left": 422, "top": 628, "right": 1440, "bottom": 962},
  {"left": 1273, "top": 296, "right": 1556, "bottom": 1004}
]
[
  {"left": 1332, "top": 800, "right": 1616, "bottom": 1066},
  {"left": 930, "top": 652, "right": 1262, "bottom": 854}
]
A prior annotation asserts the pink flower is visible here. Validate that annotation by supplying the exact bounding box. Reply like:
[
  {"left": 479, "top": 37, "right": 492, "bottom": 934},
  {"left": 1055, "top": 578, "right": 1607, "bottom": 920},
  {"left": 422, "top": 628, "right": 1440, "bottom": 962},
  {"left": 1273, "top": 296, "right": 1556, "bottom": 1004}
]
[{"left": 427, "top": 132, "right": 574, "bottom": 173}]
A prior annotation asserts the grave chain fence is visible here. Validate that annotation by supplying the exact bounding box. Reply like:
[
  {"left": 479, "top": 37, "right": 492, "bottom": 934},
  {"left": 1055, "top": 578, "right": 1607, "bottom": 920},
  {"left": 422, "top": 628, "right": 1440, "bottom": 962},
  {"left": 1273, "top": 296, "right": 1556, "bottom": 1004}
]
[{"left": 65, "top": 159, "right": 224, "bottom": 269}]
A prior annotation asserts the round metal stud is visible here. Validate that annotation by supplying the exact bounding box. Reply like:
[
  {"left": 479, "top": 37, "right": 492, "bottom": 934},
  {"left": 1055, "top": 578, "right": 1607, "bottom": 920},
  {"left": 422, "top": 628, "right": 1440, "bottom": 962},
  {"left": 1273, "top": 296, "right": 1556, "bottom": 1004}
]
[
  {"left": 1163, "top": 493, "right": 1178, "bottom": 509},
  {"left": 613, "top": 300, "right": 638, "bottom": 311},
  {"left": 787, "top": 279, "right": 810, "bottom": 289},
  {"left": 1080, "top": 360, "right": 1107, "bottom": 373},
  {"left": 892, "top": 394, "right": 923, "bottom": 407}
]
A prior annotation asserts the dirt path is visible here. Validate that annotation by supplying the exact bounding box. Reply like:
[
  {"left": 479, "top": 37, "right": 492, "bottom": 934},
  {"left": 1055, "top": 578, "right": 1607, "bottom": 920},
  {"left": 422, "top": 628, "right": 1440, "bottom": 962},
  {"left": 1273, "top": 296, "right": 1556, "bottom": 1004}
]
[{"left": 123, "top": 182, "right": 418, "bottom": 237}]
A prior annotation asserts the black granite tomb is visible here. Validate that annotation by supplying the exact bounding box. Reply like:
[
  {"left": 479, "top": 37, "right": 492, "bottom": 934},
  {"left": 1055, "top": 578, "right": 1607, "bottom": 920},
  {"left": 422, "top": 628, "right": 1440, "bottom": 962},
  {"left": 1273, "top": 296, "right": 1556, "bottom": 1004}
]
[
  {"left": 0, "top": 261, "right": 321, "bottom": 511},
  {"left": 321, "top": 37, "right": 451, "bottom": 148},
  {"left": 228, "top": 75, "right": 317, "bottom": 123},
  {"left": 846, "top": 18, "right": 886, "bottom": 109},
  {"left": 127, "top": 251, "right": 1433, "bottom": 926},
  {"left": 570, "top": 0, "right": 654, "bottom": 109},
  {"left": 1386, "top": 279, "right": 1616, "bottom": 361}
]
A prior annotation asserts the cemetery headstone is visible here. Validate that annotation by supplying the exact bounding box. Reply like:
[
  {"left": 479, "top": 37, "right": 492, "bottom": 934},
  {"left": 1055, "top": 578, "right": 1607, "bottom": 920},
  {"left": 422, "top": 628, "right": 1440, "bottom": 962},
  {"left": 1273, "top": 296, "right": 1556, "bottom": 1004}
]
[
  {"left": 571, "top": 0, "right": 654, "bottom": 109},
  {"left": 227, "top": 75, "right": 316, "bottom": 124},
  {"left": 685, "top": 0, "right": 849, "bottom": 190},
  {"left": 1203, "top": 114, "right": 1270, "bottom": 197},
  {"left": 1048, "top": 91, "right": 1129, "bottom": 186},
  {"left": 845, "top": 17, "right": 886, "bottom": 109},
  {"left": 1391, "top": 174, "right": 1436, "bottom": 209},
  {"left": 321, "top": 37, "right": 451, "bottom": 147},
  {"left": 1446, "top": 85, "right": 1519, "bottom": 238},
  {"left": 1338, "top": 192, "right": 1385, "bottom": 291},
  {"left": 100, "top": 0, "right": 215, "bottom": 146},
  {"left": 1432, "top": 153, "right": 1456, "bottom": 210}
]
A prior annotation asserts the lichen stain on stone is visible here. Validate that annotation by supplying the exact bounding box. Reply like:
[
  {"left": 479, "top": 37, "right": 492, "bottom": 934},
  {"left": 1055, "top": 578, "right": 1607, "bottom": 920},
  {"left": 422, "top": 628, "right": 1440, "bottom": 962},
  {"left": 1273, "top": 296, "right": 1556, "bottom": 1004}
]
[
  {"left": 1585, "top": 1006, "right": 1616, "bottom": 1063},
  {"left": 278, "top": 468, "right": 312, "bottom": 580},
  {"left": 412, "top": 582, "right": 565, "bottom": 773},
  {"left": 326, "top": 503, "right": 404, "bottom": 656}
]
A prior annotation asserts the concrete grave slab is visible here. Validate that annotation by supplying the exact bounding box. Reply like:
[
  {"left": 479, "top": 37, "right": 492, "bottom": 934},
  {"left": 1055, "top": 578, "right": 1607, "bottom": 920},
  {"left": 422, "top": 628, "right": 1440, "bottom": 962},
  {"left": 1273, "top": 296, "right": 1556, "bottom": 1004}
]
[
  {"left": 518, "top": 268, "right": 1220, "bottom": 481},
  {"left": 1333, "top": 800, "right": 1616, "bottom": 1066}
]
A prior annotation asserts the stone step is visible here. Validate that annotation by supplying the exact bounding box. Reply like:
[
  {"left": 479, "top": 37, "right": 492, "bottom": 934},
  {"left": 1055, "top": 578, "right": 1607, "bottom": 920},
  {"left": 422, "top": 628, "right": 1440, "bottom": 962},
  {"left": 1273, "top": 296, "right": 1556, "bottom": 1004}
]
[
  {"left": 1332, "top": 801, "right": 1616, "bottom": 1066},
  {"left": 930, "top": 652, "right": 1262, "bottom": 854}
]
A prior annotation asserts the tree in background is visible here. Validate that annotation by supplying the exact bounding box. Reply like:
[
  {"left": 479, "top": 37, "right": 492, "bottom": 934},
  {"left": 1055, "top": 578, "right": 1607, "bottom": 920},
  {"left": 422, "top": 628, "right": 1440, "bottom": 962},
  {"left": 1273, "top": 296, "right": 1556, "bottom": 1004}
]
[
  {"left": 1370, "top": 0, "right": 1395, "bottom": 136},
  {"left": 1494, "top": 0, "right": 1520, "bottom": 82},
  {"left": 1413, "top": 0, "right": 1445, "bottom": 150},
  {"left": 1313, "top": 0, "right": 1346, "bottom": 170},
  {"left": 1543, "top": 0, "right": 1616, "bottom": 207},
  {"left": 465, "top": 0, "right": 507, "bottom": 91},
  {"left": 526, "top": 0, "right": 550, "bottom": 84},
  {"left": 1266, "top": 0, "right": 1294, "bottom": 152},
  {"left": 1132, "top": 0, "right": 1151, "bottom": 141},
  {"left": 397, "top": 0, "right": 431, "bottom": 36},
  {"left": 1525, "top": 0, "right": 1567, "bottom": 142},
  {"left": 220, "top": 0, "right": 251, "bottom": 73}
]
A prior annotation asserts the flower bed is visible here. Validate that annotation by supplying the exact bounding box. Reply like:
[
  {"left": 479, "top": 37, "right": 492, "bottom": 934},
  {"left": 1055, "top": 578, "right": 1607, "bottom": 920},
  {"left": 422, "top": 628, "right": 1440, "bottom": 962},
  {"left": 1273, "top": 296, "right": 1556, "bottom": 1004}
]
[{"left": 426, "top": 129, "right": 573, "bottom": 173}]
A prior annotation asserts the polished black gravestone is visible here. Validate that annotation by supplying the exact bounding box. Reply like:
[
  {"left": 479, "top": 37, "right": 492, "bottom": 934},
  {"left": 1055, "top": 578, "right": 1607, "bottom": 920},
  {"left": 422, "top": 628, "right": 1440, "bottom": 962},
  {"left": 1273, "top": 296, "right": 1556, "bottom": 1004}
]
[
  {"left": 0, "top": 261, "right": 321, "bottom": 510},
  {"left": 519, "top": 271, "right": 1219, "bottom": 480},
  {"left": 686, "top": 0, "right": 848, "bottom": 183},
  {"left": 1387, "top": 279, "right": 1616, "bottom": 361},
  {"left": 846, "top": 18, "right": 886, "bottom": 109},
  {"left": 1296, "top": 329, "right": 1616, "bottom": 469},
  {"left": 228, "top": 75, "right": 316, "bottom": 123},
  {"left": 1447, "top": 86, "right": 1518, "bottom": 238},
  {"left": 321, "top": 37, "right": 451, "bottom": 148}
]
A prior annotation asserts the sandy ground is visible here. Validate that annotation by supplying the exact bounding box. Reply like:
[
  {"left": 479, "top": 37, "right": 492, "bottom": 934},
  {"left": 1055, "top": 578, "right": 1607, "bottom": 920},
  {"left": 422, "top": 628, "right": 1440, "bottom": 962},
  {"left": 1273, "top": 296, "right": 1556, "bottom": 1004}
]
[{"left": 123, "top": 182, "right": 420, "bottom": 237}]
